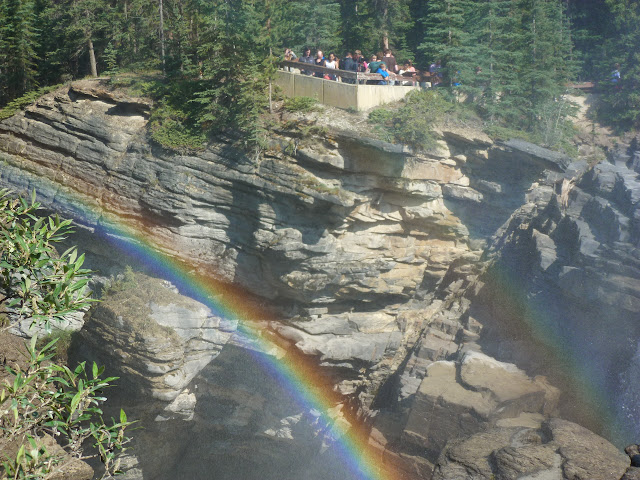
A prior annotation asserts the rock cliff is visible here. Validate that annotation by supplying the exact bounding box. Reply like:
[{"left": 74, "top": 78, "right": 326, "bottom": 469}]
[{"left": 1, "top": 80, "right": 639, "bottom": 479}]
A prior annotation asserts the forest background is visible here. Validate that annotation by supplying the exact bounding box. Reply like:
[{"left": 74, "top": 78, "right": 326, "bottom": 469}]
[{"left": 0, "top": 0, "right": 639, "bottom": 149}]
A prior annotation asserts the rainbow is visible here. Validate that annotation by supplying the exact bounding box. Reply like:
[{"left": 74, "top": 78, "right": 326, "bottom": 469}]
[
  {"left": 482, "top": 261, "right": 630, "bottom": 445},
  {"left": 7, "top": 173, "right": 404, "bottom": 480},
  {"left": 5, "top": 155, "right": 635, "bottom": 477}
]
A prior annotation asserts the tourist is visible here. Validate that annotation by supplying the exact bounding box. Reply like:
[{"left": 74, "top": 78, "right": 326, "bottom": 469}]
[
  {"left": 368, "top": 55, "right": 382, "bottom": 73},
  {"left": 342, "top": 52, "right": 358, "bottom": 84},
  {"left": 377, "top": 63, "right": 390, "bottom": 85},
  {"left": 314, "top": 50, "right": 326, "bottom": 78},
  {"left": 366, "top": 55, "right": 383, "bottom": 85},
  {"left": 382, "top": 49, "right": 398, "bottom": 73},
  {"left": 354, "top": 50, "right": 367, "bottom": 84},
  {"left": 283, "top": 48, "right": 297, "bottom": 72},
  {"left": 284, "top": 48, "right": 297, "bottom": 61},
  {"left": 299, "top": 47, "right": 314, "bottom": 75},
  {"left": 342, "top": 52, "right": 357, "bottom": 72},
  {"left": 611, "top": 63, "right": 621, "bottom": 84},
  {"left": 325, "top": 53, "right": 339, "bottom": 80},
  {"left": 401, "top": 60, "right": 416, "bottom": 73},
  {"left": 429, "top": 59, "right": 442, "bottom": 77},
  {"left": 354, "top": 50, "right": 366, "bottom": 71},
  {"left": 399, "top": 61, "right": 416, "bottom": 86}
]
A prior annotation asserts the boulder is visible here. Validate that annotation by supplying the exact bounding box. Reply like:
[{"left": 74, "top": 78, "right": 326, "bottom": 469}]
[
  {"left": 75, "top": 272, "right": 235, "bottom": 401},
  {"left": 433, "top": 419, "right": 629, "bottom": 480},
  {"left": 401, "top": 352, "right": 559, "bottom": 459},
  {"left": 545, "top": 418, "right": 630, "bottom": 480}
]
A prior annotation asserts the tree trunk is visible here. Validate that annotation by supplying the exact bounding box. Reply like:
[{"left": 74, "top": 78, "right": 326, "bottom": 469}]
[
  {"left": 159, "top": 0, "right": 166, "bottom": 74},
  {"left": 382, "top": 2, "right": 389, "bottom": 50},
  {"left": 88, "top": 38, "right": 98, "bottom": 77},
  {"left": 269, "top": 47, "right": 273, "bottom": 114}
]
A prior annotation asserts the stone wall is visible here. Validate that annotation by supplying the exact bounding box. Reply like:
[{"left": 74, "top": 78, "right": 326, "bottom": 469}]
[{"left": 275, "top": 70, "right": 419, "bottom": 111}]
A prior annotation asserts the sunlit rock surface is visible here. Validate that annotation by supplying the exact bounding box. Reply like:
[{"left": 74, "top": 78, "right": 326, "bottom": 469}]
[
  {"left": 2, "top": 80, "right": 640, "bottom": 479},
  {"left": 74, "top": 273, "right": 235, "bottom": 401}
]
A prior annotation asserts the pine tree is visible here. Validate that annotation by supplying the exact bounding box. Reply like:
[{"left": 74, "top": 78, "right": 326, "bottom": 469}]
[
  {"left": 33, "top": 0, "right": 69, "bottom": 83},
  {"left": 340, "top": 0, "right": 412, "bottom": 58},
  {"left": 419, "top": 0, "right": 470, "bottom": 85},
  {"left": 284, "top": 1, "right": 341, "bottom": 53},
  {"left": 0, "top": 0, "right": 39, "bottom": 103},
  {"left": 463, "top": 0, "right": 522, "bottom": 121},
  {"left": 61, "top": 0, "right": 115, "bottom": 77},
  {"left": 599, "top": 0, "right": 640, "bottom": 128}
]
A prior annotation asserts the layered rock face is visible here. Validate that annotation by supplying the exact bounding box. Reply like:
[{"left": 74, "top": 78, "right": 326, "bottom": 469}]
[
  {"left": 2, "top": 81, "right": 638, "bottom": 479},
  {"left": 477, "top": 140, "right": 640, "bottom": 440},
  {"left": 0, "top": 80, "right": 494, "bottom": 381}
]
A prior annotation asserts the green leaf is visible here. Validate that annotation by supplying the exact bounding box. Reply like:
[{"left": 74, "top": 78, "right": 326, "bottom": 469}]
[
  {"left": 120, "top": 409, "right": 127, "bottom": 424},
  {"left": 16, "top": 444, "right": 25, "bottom": 463},
  {"left": 70, "top": 391, "right": 83, "bottom": 414}
]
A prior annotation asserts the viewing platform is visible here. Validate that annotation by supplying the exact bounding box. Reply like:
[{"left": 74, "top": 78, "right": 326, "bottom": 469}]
[{"left": 276, "top": 60, "right": 428, "bottom": 112}]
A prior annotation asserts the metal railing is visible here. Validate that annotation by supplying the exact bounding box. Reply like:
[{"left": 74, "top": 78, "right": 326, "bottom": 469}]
[{"left": 280, "top": 60, "right": 432, "bottom": 84}]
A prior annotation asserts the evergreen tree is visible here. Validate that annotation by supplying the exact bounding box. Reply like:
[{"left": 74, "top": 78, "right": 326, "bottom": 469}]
[
  {"left": 0, "top": 0, "right": 39, "bottom": 103},
  {"left": 62, "top": 0, "right": 115, "bottom": 77},
  {"left": 599, "top": 0, "right": 640, "bottom": 128},
  {"left": 566, "top": 0, "right": 612, "bottom": 80},
  {"left": 284, "top": 0, "right": 341, "bottom": 53},
  {"left": 463, "top": 0, "right": 523, "bottom": 121},
  {"left": 419, "top": 0, "right": 470, "bottom": 85},
  {"left": 33, "top": 0, "right": 70, "bottom": 83},
  {"left": 340, "top": 0, "right": 412, "bottom": 58}
]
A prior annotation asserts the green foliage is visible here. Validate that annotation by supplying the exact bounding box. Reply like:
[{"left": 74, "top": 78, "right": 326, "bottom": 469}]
[
  {"left": 0, "top": 189, "right": 95, "bottom": 331},
  {"left": 0, "top": 0, "right": 39, "bottom": 103},
  {"left": 340, "top": 0, "right": 413, "bottom": 58},
  {"left": 35, "top": 328, "right": 75, "bottom": 363},
  {"left": 368, "top": 90, "right": 454, "bottom": 151},
  {"left": 282, "top": 96, "right": 319, "bottom": 113},
  {"left": 0, "top": 335, "right": 134, "bottom": 479},
  {"left": 282, "top": 1, "right": 342, "bottom": 53},
  {"left": 484, "top": 124, "right": 534, "bottom": 143},
  {"left": 419, "top": 0, "right": 469, "bottom": 83},
  {"left": 595, "top": 0, "right": 640, "bottom": 129},
  {"left": 149, "top": 103, "right": 207, "bottom": 152},
  {"left": 0, "top": 85, "right": 61, "bottom": 120},
  {"left": 102, "top": 266, "right": 139, "bottom": 297}
]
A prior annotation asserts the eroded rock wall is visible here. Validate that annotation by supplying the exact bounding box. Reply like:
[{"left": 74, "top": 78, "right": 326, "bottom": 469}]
[{"left": 3, "top": 80, "right": 637, "bottom": 479}]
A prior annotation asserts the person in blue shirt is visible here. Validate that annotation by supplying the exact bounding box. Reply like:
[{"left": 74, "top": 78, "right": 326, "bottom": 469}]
[
  {"left": 611, "top": 63, "right": 621, "bottom": 84},
  {"left": 377, "top": 63, "right": 390, "bottom": 85}
]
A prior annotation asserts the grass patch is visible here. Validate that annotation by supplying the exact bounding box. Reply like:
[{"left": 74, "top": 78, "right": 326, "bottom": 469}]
[
  {"left": 108, "top": 72, "right": 163, "bottom": 98},
  {"left": 0, "top": 85, "right": 63, "bottom": 120},
  {"left": 484, "top": 120, "right": 578, "bottom": 157},
  {"left": 109, "top": 74, "right": 209, "bottom": 152},
  {"left": 149, "top": 105, "right": 207, "bottom": 152},
  {"left": 484, "top": 124, "right": 535, "bottom": 143}
]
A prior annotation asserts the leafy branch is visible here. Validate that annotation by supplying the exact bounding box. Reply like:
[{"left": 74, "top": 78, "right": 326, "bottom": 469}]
[
  {"left": 0, "top": 336, "right": 134, "bottom": 479},
  {"left": 0, "top": 189, "right": 95, "bottom": 331}
]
